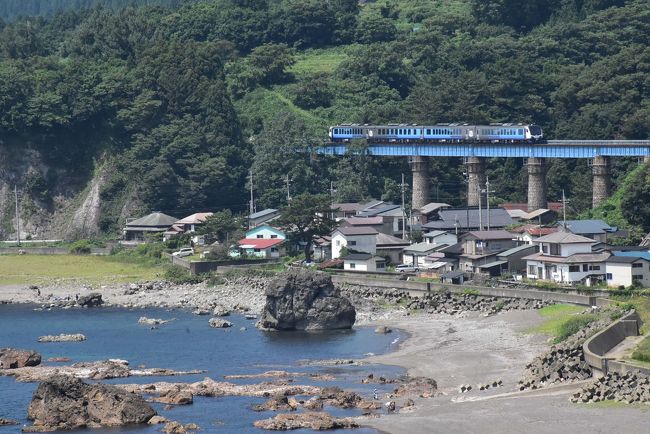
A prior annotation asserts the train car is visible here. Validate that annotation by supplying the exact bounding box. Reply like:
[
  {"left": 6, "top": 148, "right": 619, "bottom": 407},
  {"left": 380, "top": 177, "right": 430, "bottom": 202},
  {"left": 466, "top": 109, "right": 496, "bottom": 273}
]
[
  {"left": 329, "top": 125, "right": 367, "bottom": 142},
  {"left": 474, "top": 124, "right": 544, "bottom": 142},
  {"left": 422, "top": 125, "right": 465, "bottom": 142},
  {"left": 367, "top": 125, "right": 423, "bottom": 142}
]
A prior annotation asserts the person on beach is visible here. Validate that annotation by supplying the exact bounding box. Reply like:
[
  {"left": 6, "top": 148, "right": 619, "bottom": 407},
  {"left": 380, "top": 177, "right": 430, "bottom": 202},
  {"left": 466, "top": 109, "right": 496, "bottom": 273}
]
[{"left": 373, "top": 389, "right": 378, "bottom": 400}]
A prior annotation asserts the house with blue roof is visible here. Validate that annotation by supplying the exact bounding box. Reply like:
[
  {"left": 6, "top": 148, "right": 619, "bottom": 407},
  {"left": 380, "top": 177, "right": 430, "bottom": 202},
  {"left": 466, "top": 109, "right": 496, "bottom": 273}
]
[{"left": 556, "top": 220, "right": 615, "bottom": 243}]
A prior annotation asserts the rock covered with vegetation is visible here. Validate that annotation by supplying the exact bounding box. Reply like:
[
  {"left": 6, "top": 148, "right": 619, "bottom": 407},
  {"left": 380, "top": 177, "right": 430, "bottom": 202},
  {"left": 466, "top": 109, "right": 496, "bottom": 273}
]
[
  {"left": 257, "top": 269, "right": 355, "bottom": 330},
  {"left": 25, "top": 375, "right": 156, "bottom": 432}
]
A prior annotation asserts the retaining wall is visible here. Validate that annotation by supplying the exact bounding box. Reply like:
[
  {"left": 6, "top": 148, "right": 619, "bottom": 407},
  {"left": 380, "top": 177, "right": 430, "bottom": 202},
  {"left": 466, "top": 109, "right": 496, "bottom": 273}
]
[
  {"left": 583, "top": 311, "right": 650, "bottom": 376},
  {"left": 169, "top": 256, "right": 280, "bottom": 275},
  {"left": 332, "top": 275, "right": 598, "bottom": 306}
]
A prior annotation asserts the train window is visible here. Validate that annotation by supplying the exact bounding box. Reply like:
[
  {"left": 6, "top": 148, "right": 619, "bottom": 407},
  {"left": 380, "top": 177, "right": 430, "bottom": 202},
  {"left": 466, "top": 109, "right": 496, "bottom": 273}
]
[{"left": 518, "top": 129, "right": 523, "bottom": 135}]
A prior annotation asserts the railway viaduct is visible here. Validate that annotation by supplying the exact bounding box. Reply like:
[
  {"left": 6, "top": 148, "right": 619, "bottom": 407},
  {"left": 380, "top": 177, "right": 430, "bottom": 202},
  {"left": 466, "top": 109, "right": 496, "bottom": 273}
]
[{"left": 319, "top": 140, "right": 650, "bottom": 211}]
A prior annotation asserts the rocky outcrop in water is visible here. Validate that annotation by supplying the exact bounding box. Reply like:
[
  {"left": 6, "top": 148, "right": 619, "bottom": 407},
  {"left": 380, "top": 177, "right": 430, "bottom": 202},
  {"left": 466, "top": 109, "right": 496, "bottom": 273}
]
[
  {"left": 208, "top": 318, "right": 233, "bottom": 328},
  {"left": 0, "top": 348, "right": 41, "bottom": 369},
  {"left": 257, "top": 269, "right": 355, "bottom": 331},
  {"left": 77, "top": 293, "right": 103, "bottom": 307},
  {"left": 37, "top": 334, "right": 86, "bottom": 343},
  {"left": 253, "top": 412, "right": 359, "bottom": 431},
  {"left": 24, "top": 375, "right": 156, "bottom": 432},
  {"left": 138, "top": 317, "right": 174, "bottom": 326},
  {"left": 0, "top": 418, "right": 18, "bottom": 426}
]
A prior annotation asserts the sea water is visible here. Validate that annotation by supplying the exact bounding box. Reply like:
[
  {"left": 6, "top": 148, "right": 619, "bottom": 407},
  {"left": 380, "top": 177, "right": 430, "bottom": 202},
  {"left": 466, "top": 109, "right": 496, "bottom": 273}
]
[{"left": 0, "top": 305, "right": 405, "bottom": 433}]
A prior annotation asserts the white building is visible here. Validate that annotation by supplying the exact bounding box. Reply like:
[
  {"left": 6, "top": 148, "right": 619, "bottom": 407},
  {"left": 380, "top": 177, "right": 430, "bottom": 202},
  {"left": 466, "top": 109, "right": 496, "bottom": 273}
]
[
  {"left": 606, "top": 255, "right": 650, "bottom": 288},
  {"left": 523, "top": 232, "right": 608, "bottom": 286},
  {"left": 331, "top": 226, "right": 378, "bottom": 259},
  {"left": 342, "top": 253, "right": 386, "bottom": 272},
  {"left": 244, "top": 225, "right": 286, "bottom": 240}
]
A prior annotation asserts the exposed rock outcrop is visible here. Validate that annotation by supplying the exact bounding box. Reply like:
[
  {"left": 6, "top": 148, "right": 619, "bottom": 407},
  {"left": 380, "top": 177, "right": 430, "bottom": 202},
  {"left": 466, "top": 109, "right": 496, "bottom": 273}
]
[
  {"left": 76, "top": 293, "right": 103, "bottom": 307},
  {"left": 257, "top": 269, "right": 355, "bottom": 331},
  {"left": 37, "top": 334, "right": 86, "bottom": 343},
  {"left": 150, "top": 386, "right": 193, "bottom": 405},
  {"left": 208, "top": 318, "right": 233, "bottom": 328},
  {"left": 138, "top": 317, "right": 174, "bottom": 326},
  {"left": 25, "top": 375, "right": 156, "bottom": 431},
  {"left": 253, "top": 412, "right": 359, "bottom": 431},
  {"left": 0, "top": 348, "right": 41, "bottom": 369},
  {"left": 0, "top": 418, "right": 18, "bottom": 426}
]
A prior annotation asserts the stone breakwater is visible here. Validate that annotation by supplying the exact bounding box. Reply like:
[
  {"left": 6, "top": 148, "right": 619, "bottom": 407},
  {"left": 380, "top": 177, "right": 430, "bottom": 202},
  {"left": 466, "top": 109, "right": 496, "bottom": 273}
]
[
  {"left": 518, "top": 317, "right": 614, "bottom": 391},
  {"left": 341, "top": 286, "right": 552, "bottom": 318},
  {"left": 571, "top": 372, "right": 650, "bottom": 404}
]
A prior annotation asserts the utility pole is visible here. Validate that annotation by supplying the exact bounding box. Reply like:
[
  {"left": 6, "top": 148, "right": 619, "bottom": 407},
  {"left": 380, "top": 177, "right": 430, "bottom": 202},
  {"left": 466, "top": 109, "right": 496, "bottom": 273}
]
[
  {"left": 562, "top": 189, "right": 568, "bottom": 229},
  {"left": 485, "top": 177, "right": 494, "bottom": 231},
  {"left": 14, "top": 185, "right": 20, "bottom": 246},
  {"left": 477, "top": 183, "right": 483, "bottom": 231},
  {"left": 400, "top": 173, "right": 407, "bottom": 240},
  {"left": 285, "top": 174, "right": 291, "bottom": 202},
  {"left": 248, "top": 170, "right": 254, "bottom": 229}
]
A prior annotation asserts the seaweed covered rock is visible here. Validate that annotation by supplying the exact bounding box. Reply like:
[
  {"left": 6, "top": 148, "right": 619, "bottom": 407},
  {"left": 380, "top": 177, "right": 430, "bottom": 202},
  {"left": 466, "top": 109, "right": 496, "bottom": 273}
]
[{"left": 257, "top": 269, "right": 355, "bottom": 331}]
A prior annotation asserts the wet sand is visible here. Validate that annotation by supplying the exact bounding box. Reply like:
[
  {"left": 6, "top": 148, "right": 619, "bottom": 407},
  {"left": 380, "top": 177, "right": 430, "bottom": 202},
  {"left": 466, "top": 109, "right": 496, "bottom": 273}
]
[{"left": 362, "top": 310, "right": 650, "bottom": 434}]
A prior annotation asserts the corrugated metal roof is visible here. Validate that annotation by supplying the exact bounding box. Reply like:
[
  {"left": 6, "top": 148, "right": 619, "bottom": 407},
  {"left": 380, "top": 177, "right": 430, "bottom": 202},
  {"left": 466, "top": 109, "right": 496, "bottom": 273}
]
[
  {"left": 249, "top": 208, "right": 278, "bottom": 219},
  {"left": 418, "top": 202, "right": 451, "bottom": 214},
  {"left": 557, "top": 219, "right": 612, "bottom": 235},
  {"left": 478, "top": 260, "right": 508, "bottom": 269},
  {"left": 403, "top": 242, "right": 445, "bottom": 254},
  {"left": 498, "top": 244, "right": 537, "bottom": 257},
  {"left": 334, "top": 226, "right": 379, "bottom": 236}
]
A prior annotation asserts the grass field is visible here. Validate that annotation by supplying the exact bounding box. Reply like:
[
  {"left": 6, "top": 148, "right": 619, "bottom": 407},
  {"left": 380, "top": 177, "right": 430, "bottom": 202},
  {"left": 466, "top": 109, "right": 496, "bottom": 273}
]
[
  {"left": 289, "top": 47, "right": 350, "bottom": 76},
  {"left": 529, "top": 304, "right": 587, "bottom": 339},
  {"left": 0, "top": 254, "right": 162, "bottom": 285}
]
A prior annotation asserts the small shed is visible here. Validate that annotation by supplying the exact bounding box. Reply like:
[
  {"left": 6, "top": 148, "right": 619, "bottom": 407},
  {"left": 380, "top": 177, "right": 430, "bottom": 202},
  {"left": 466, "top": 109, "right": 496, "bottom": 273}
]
[{"left": 440, "top": 270, "right": 465, "bottom": 284}]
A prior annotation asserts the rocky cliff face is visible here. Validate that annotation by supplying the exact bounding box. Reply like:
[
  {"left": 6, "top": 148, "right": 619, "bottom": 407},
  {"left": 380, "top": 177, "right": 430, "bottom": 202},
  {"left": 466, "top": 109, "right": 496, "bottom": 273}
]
[
  {"left": 25, "top": 375, "right": 156, "bottom": 431},
  {"left": 257, "top": 269, "right": 356, "bottom": 331}
]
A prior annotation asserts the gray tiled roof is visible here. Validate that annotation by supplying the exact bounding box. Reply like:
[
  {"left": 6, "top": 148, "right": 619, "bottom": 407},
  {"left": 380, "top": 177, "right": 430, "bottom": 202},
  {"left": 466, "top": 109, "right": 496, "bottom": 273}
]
[
  {"left": 126, "top": 212, "right": 177, "bottom": 228},
  {"left": 334, "top": 226, "right": 379, "bottom": 236},
  {"left": 534, "top": 232, "right": 596, "bottom": 244},
  {"left": 422, "top": 208, "right": 513, "bottom": 230}
]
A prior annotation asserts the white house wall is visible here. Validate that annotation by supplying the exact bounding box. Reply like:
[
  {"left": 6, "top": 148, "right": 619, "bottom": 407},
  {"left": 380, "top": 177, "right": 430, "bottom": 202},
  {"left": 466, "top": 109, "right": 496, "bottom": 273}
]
[
  {"left": 332, "top": 233, "right": 377, "bottom": 259},
  {"left": 606, "top": 261, "right": 650, "bottom": 288}
]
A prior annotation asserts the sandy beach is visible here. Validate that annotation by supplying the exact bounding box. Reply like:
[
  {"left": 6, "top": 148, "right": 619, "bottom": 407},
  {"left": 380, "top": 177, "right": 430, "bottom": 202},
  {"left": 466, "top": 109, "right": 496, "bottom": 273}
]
[{"left": 362, "top": 310, "right": 650, "bottom": 434}]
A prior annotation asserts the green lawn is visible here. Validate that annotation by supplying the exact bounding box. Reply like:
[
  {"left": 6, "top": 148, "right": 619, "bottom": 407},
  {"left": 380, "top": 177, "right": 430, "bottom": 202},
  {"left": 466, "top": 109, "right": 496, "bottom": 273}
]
[
  {"left": 0, "top": 254, "right": 162, "bottom": 285},
  {"left": 529, "top": 304, "right": 587, "bottom": 339},
  {"left": 289, "top": 48, "right": 349, "bottom": 76},
  {"left": 631, "top": 336, "right": 650, "bottom": 364}
]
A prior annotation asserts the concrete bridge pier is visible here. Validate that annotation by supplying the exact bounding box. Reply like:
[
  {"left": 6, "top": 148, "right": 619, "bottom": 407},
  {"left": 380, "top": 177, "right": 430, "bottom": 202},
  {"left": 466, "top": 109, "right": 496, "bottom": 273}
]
[
  {"left": 526, "top": 157, "right": 547, "bottom": 211},
  {"left": 592, "top": 156, "right": 610, "bottom": 208},
  {"left": 410, "top": 156, "right": 429, "bottom": 210},
  {"left": 466, "top": 157, "right": 485, "bottom": 206}
]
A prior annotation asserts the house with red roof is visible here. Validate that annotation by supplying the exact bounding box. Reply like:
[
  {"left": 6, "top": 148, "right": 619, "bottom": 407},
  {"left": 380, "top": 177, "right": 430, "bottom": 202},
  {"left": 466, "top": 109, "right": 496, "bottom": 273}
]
[{"left": 234, "top": 225, "right": 286, "bottom": 258}]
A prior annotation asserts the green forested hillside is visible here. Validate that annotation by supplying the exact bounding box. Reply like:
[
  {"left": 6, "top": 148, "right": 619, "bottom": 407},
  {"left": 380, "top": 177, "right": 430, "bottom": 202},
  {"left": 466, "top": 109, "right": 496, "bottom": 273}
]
[{"left": 0, "top": 0, "right": 648, "bottom": 237}]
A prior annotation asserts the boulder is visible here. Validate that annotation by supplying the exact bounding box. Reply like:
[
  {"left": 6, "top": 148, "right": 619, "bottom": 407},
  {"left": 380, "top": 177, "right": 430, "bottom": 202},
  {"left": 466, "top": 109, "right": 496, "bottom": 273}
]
[
  {"left": 38, "top": 334, "right": 86, "bottom": 343},
  {"left": 77, "top": 293, "right": 103, "bottom": 308},
  {"left": 25, "top": 375, "right": 156, "bottom": 431},
  {"left": 212, "top": 305, "right": 230, "bottom": 317},
  {"left": 208, "top": 318, "right": 233, "bottom": 328},
  {"left": 162, "top": 421, "right": 200, "bottom": 434},
  {"left": 374, "top": 326, "right": 392, "bottom": 334},
  {"left": 151, "top": 386, "right": 193, "bottom": 405},
  {"left": 0, "top": 418, "right": 18, "bottom": 426},
  {"left": 253, "top": 412, "right": 358, "bottom": 430},
  {"left": 257, "top": 269, "right": 355, "bottom": 331},
  {"left": 0, "top": 348, "right": 41, "bottom": 369}
]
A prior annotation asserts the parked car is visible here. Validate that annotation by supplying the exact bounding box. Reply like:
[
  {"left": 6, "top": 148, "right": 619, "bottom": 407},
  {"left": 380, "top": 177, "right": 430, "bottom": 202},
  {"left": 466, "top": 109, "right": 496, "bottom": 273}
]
[
  {"left": 172, "top": 247, "right": 194, "bottom": 258},
  {"left": 395, "top": 264, "right": 418, "bottom": 273}
]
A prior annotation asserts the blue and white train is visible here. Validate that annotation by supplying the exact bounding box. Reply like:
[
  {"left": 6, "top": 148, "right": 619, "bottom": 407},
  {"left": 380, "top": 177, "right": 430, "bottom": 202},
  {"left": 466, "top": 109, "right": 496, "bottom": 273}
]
[{"left": 328, "top": 123, "right": 544, "bottom": 143}]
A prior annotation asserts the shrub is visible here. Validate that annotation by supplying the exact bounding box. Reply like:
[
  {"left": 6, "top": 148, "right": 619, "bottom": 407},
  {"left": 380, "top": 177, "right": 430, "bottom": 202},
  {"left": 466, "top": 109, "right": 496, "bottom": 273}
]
[
  {"left": 164, "top": 265, "right": 202, "bottom": 284},
  {"left": 554, "top": 314, "right": 598, "bottom": 343},
  {"left": 631, "top": 337, "right": 650, "bottom": 363},
  {"left": 69, "top": 240, "right": 92, "bottom": 255},
  {"left": 462, "top": 288, "right": 480, "bottom": 296}
]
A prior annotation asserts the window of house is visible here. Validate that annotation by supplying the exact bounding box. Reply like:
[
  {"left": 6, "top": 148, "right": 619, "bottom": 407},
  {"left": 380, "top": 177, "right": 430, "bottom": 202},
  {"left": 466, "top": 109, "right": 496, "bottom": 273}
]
[
  {"left": 271, "top": 248, "right": 278, "bottom": 252},
  {"left": 569, "top": 265, "right": 580, "bottom": 272},
  {"left": 541, "top": 244, "right": 548, "bottom": 254},
  {"left": 528, "top": 265, "right": 536, "bottom": 275},
  {"left": 590, "top": 265, "right": 601, "bottom": 271},
  {"left": 336, "top": 240, "right": 341, "bottom": 246},
  {"left": 583, "top": 264, "right": 589, "bottom": 272},
  {"left": 550, "top": 244, "right": 560, "bottom": 255},
  {"left": 632, "top": 263, "right": 643, "bottom": 268},
  {"left": 349, "top": 241, "right": 357, "bottom": 246},
  {"left": 376, "top": 262, "right": 385, "bottom": 269},
  {"left": 349, "top": 263, "right": 356, "bottom": 269},
  {"left": 270, "top": 235, "right": 278, "bottom": 239},
  {"left": 254, "top": 248, "right": 260, "bottom": 252},
  {"left": 633, "top": 275, "right": 643, "bottom": 280},
  {"left": 606, "top": 273, "right": 613, "bottom": 280},
  {"left": 257, "top": 235, "right": 263, "bottom": 238}
]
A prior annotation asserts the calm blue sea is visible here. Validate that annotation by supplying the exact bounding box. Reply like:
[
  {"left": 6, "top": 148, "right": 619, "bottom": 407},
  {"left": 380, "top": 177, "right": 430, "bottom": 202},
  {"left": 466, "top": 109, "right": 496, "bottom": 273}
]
[{"left": 0, "top": 305, "right": 405, "bottom": 433}]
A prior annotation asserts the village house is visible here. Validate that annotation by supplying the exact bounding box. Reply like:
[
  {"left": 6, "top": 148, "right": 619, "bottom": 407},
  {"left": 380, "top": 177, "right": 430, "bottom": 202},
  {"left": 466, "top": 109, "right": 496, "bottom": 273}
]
[
  {"left": 164, "top": 212, "right": 213, "bottom": 244},
  {"left": 458, "top": 230, "right": 517, "bottom": 273},
  {"left": 357, "top": 204, "right": 407, "bottom": 237},
  {"left": 331, "top": 203, "right": 363, "bottom": 220},
  {"left": 341, "top": 252, "right": 387, "bottom": 272},
  {"left": 606, "top": 254, "right": 650, "bottom": 288},
  {"left": 331, "top": 226, "right": 378, "bottom": 259},
  {"left": 423, "top": 230, "right": 458, "bottom": 248},
  {"left": 510, "top": 225, "right": 559, "bottom": 244},
  {"left": 313, "top": 236, "right": 332, "bottom": 261},
  {"left": 402, "top": 242, "right": 448, "bottom": 267},
  {"left": 376, "top": 232, "right": 411, "bottom": 264},
  {"left": 505, "top": 208, "right": 557, "bottom": 224},
  {"left": 413, "top": 202, "right": 451, "bottom": 225},
  {"left": 340, "top": 216, "right": 388, "bottom": 234},
  {"left": 422, "top": 207, "right": 514, "bottom": 234},
  {"left": 523, "top": 232, "right": 609, "bottom": 286},
  {"left": 234, "top": 225, "right": 286, "bottom": 258},
  {"left": 477, "top": 244, "right": 538, "bottom": 277},
  {"left": 556, "top": 220, "right": 615, "bottom": 243},
  {"left": 122, "top": 212, "right": 177, "bottom": 242},
  {"left": 248, "top": 208, "right": 280, "bottom": 228}
]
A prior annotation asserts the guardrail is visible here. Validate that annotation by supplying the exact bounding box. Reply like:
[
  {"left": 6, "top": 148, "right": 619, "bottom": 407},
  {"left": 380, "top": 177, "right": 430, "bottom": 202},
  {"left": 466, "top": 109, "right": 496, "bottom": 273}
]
[{"left": 582, "top": 311, "right": 649, "bottom": 376}]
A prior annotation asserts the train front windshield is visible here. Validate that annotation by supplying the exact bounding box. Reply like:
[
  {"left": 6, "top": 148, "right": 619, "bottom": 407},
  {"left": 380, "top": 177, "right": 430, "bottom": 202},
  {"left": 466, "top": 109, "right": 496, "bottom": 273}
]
[{"left": 529, "top": 125, "right": 543, "bottom": 136}]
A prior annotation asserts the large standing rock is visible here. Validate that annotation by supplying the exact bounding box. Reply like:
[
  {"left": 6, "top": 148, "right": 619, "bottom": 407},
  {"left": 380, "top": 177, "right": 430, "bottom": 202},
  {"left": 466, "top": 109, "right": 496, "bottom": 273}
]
[
  {"left": 25, "top": 375, "right": 156, "bottom": 431},
  {"left": 0, "top": 348, "right": 41, "bottom": 369},
  {"left": 257, "top": 269, "right": 355, "bottom": 331},
  {"left": 77, "top": 293, "right": 103, "bottom": 307}
]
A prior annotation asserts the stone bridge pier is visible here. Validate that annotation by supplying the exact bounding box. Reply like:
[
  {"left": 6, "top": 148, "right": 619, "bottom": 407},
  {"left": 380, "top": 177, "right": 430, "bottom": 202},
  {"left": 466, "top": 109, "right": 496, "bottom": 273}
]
[
  {"left": 527, "top": 157, "right": 547, "bottom": 211},
  {"left": 466, "top": 157, "right": 485, "bottom": 206},
  {"left": 410, "top": 156, "right": 429, "bottom": 210},
  {"left": 592, "top": 156, "right": 610, "bottom": 208}
]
